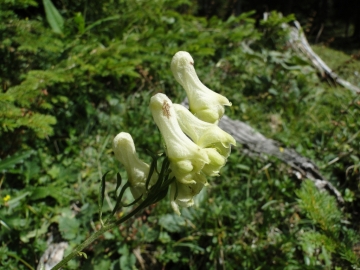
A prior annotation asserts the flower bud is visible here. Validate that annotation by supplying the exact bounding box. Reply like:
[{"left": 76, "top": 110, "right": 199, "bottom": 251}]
[{"left": 112, "top": 132, "right": 157, "bottom": 199}]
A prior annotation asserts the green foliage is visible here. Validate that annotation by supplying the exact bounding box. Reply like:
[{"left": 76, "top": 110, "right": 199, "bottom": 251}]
[
  {"left": 296, "top": 180, "right": 342, "bottom": 235},
  {"left": 300, "top": 231, "right": 336, "bottom": 267},
  {"left": 0, "top": 1, "right": 359, "bottom": 269},
  {"left": 296, "top": 180, "right": 359, "bottom": 268},
  {"left": 0, "top": 150, "right": 34, "bottom": 173}
]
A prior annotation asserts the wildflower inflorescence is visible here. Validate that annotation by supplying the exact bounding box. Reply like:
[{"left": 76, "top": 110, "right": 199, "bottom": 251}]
[{"left": 113, "top": 51, "right": 235, "bottom": 215}]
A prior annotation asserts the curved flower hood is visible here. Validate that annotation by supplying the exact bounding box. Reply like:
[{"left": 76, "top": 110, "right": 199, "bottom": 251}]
[
  {"left": 171, "top": 51, "right": 231, "bottom": 124},
  {"left": 112, "top": 132, "right": 157, "bottom": 199},
  {"left": 170, "top": 181, "right": 205, "bottom": 215},
  {"left": 174, "top": 104, "right": 236, "bottom": 158},
  {"left": 149, "top": 93, "right": 210, "bottom": 180}
]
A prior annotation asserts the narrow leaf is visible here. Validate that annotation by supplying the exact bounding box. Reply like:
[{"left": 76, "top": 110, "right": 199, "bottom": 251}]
[
  {"left": 111, "top": 182, "right": 130, "bottom": 216},
  {"left": 122, "top": 194, "right": 143, "bottom": 207},
  {"left": 146, "top": 150, "right": 161, "bottom": 174},
  {"left": 0, "top": 150, "right": 34, "bottom": 172},
  {"left": 145, "top": 158, "right": 156, "bottom": 190},
  {"left": 115, "top": 172, "right": 122, "bottom": 194},
  {"left": 99, "top": 171, "right": 110, "bottom": 225},
  {"left": 43, "top": 0, "right": 64, "bottom": 34},
  {"left": 74, "top": 12, "right": 85, "bottom": 34},
  {"left": 157, "top": 157, "right": 170, "bottom": 185},
  {"left": 84, "top": 15, "right": 120, "bottom": 33},
  {"left": 151, "top": 186, "right": 169, "bottom": 204}
]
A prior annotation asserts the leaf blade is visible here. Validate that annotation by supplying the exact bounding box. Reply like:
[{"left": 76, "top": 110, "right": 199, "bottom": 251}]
[{"left": 43, "top": 0, "right": 64, "bottom": 34}]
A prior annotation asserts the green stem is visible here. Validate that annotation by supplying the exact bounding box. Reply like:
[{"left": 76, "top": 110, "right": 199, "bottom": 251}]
[
  {"left": 53, "top": 157, "right": 171, "bottom": 269},
  {"left": 6, "top": 252, "right": 34, "bottom": 270},
  {"left": 52, "top": 201, "right": 147, "bottom": 270}
]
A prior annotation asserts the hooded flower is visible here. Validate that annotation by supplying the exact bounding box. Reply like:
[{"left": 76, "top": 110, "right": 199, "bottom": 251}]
[
  {"left": 150, "top": 93, "right": 212, "bottom": 214},
  {"left": 112, "top": 53, "right": 235, "bottom": 216},
  {"left": 170, "top": 181, "right": 204, "bottom": 215},
  {"left": 174, "top": 104, "right": 236, "bottom": 158},
  {"left": 149, "top": 93, "right": 210, "bottom": 184},
  {"left": 202, "top": 148, "right": 226, "bottom": 176},
  {"left": 112, "top": 132, "right": 157, "bottom": 199},
  {"left": 171, "top": 51, "right": 231, "bottom": 124}
]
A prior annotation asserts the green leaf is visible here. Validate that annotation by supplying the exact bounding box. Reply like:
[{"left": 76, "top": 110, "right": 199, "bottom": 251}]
[
  {"left": 0, "top": 150, "right": 34, "bottom": 173},
  {"left": 145, "top": 158, "right": 156, "bottom": 190},
  {"left": 118, "top": 245, "right": 136, "bottom": 270},
  {"left": 43, "top": 0, "right": 64, "bottom": 34},
  {"left": 30, "top": 186, "right": 66, "bottom": 204},
  {"left": 122, "top": 194, "right": 143, "bottom": 207},
  {"left": 111, "top": 182, "right": 131, "bottom": 217},
  {"left": 59, "top": 216, "right": 80, "bottom": 240},
  {"left": 74, "top": 12, "right": 85, "bottom": 34},
  {"left": 99, "top": 171, "right": 110, "bottom": 225},
  {"left": 138, "top": 224, "right": 159, "bottom": 243},
  {"left": 20, "top": 222, "right": 49, "bottom": 243},
  {"left": 7, "top": 192, "right": 31, "bottom": 211},
  {"left": 174, "top": 243, "right": 205, "bottom": 254},
  {"left": 115, "top": 172, "right": 122, "bottom": 194},
  {"left": 151, "top": 186, "right": 169, "bottom": 204},
  {"left": 159, "top": 214, "right": 187, "bottom": 233},
  {"left": 84, "top": 15, "right": 120, "bottom": 33}
]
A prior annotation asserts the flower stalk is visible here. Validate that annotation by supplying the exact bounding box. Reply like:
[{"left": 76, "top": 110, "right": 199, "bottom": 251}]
[{"left": 52, "top": 155, "right": 173, "bottom": 270}]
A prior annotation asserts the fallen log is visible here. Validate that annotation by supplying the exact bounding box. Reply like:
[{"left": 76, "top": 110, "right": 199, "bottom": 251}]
[
  {"left": 288, "top": 20, "right": 360, "bottom": 94},
  {"left": 181, "top": 97, "right": 344, "bottom": 203},
  {"left": 218, "top": 115, "right": 344, "bottom": 203}
]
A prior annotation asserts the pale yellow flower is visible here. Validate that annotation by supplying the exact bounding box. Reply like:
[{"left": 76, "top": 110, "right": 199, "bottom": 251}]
[
  {"left": 171, "top": 51, "right": 231, "bottom": 124},
  {"left": 112, "top": 132, "right": 157, "bottom": 199},
  {"left": 170, "top": 181, "right": 204, "bottom": 215},
  {"left": 174, "top": 104, "right": 236, "bottom": 158},
  {"left": 150, "top": 93, "right": 212, "bottom": 214},
  {"left": 149, "top": 93, "right": 210, "bottom": 183},
  {"left": 202, "top": 148, "right": 226, "bottom": 176}
]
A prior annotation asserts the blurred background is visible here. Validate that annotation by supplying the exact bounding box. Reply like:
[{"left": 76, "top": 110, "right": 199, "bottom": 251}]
[{"left": 0, "top": 0, "right": 359, "bottom": 269}]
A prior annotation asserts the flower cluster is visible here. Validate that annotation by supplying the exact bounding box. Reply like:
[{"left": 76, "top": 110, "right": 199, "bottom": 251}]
[{"left": 113, "top": 51, "right": 235, "bottom": 215}]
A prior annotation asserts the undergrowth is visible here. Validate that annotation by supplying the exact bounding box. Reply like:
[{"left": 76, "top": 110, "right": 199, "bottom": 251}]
[{"left": 0, "top": 1, "right": 359, "bottom": 269}]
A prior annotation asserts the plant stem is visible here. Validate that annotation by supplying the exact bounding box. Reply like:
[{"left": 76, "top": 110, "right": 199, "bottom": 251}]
[
  {"left": 53, "top": 157, "right": 170, "bottom": 269},
  {"left": 6, "top": 252, "right": 34, "bottom": 270},
  {"left": 52, "top": 202, "right": 146, "bottom": 270}
]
